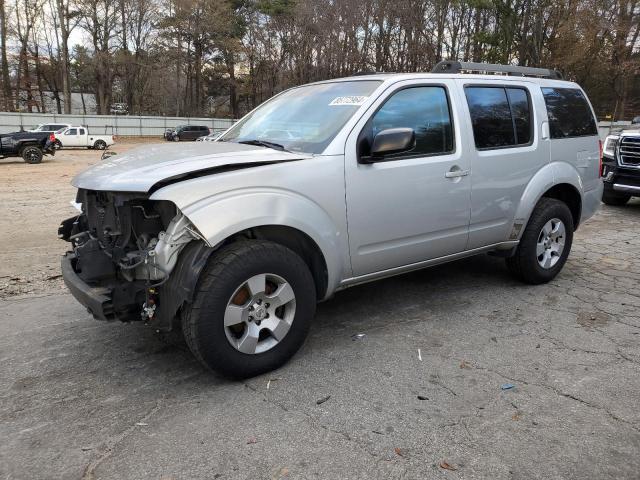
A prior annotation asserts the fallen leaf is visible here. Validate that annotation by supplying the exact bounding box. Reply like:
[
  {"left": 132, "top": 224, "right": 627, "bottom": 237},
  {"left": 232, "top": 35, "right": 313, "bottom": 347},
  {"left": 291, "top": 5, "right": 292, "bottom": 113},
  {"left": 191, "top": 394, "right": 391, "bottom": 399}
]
[
  {"left": 459, "top": 360, "right": 471, "bottom": 369},
  {"left": 247, "top": 437, "right": 258, "bottom": 444},
  {"left": 316, "top": 395, "right": 331, "bottom": 405},
  {"left": 512, "top": 412, "right": 522, "bottom": 421},
  {"left": 394, "top": 447, "right": 404, "bottom": 457},
  {"left": 439, "top": 461, "right": 457, "bottom": 471},
  {"left": 417, "top": 395, "right": 429, "bottom": 401}
]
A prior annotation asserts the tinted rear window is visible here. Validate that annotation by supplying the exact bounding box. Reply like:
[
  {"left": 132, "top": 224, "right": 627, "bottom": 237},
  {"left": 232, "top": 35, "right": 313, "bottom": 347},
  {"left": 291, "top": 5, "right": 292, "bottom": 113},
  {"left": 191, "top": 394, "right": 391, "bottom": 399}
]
[
  {"left": 465, "top": 86, "right": 532, "bottom": 149},
  {"left": 541, "top": 88, "right": 597, "bottom": 138}
]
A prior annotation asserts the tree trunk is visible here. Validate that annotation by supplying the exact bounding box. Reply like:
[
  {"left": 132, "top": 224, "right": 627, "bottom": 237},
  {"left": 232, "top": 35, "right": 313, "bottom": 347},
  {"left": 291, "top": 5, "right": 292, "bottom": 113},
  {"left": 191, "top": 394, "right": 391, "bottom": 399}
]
[
  {"left": 55, "top": 0, "right": 72, "bottom": 114},
  {"left": 0, "top": 0, "right": 13, "bottom": 110},
  {"left": 227, "top": 55, "right": 238, "bottom": 118}
]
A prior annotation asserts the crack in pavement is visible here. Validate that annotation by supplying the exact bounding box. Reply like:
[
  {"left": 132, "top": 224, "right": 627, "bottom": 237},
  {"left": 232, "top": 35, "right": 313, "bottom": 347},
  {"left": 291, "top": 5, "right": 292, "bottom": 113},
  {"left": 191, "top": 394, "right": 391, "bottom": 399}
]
[
  {"left": 81, "top": 397, "right": 166, "bottom": 480},
  {"left": 471, "top": 365, "right": 640, "bottom": 434}
]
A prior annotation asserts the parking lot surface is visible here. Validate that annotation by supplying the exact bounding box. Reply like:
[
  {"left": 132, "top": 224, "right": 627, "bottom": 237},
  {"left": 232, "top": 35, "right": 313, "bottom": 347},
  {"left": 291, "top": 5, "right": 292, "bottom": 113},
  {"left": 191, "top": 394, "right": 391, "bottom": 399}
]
[{"left": 1, "top": 148, "right": 639, "bottom": 479}]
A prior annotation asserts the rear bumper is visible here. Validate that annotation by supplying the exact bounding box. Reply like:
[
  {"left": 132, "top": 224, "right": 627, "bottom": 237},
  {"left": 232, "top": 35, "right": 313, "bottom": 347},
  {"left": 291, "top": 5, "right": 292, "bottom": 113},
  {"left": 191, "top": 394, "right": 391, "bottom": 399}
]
[
  {"left": 581, "top": 181, "right": 603, "bottom": 224},
  {"left": 44, "top": 139, "right": 56, "bottom": 155},
  {"left": 61, "top": 253, "right": 114, "bottom": 321}
]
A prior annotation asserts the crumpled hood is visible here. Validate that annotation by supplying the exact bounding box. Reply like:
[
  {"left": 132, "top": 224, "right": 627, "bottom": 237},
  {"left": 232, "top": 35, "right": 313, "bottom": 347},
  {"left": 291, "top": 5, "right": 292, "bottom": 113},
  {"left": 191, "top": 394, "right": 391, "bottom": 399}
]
[{"left": 72, "top": 142, "right": 310, "bottom": 192}]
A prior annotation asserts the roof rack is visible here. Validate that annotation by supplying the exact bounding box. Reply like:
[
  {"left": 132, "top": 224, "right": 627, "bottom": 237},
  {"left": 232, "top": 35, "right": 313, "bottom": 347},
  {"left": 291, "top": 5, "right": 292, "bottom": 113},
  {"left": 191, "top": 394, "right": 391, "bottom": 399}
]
[
  {"left": 350, "top": 70, "right": 392, "bottom": 76},
  {"left": 432, "top": 60, "right": 563, "bottom": 80}
]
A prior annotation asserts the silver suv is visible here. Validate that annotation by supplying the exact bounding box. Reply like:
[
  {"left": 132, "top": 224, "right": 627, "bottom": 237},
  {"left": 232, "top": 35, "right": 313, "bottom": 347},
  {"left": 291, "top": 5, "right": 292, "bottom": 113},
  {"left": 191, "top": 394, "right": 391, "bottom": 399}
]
[{"left": 60, "top": 62, "right": 603, "bottom": 378}]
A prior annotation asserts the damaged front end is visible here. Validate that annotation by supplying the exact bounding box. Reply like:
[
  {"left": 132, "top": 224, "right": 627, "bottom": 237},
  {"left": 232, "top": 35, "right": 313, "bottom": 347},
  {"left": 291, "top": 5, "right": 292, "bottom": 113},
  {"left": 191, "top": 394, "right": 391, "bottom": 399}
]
[{"left": 59, "top": 189, "right": 214, "bottom": 330}]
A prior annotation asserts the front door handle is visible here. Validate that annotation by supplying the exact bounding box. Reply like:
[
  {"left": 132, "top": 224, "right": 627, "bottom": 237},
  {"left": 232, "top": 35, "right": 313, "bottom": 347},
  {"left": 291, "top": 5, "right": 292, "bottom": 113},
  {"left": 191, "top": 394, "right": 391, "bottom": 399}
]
[{"left": 445, "top": 168, "right": 470, "bottom": 179}]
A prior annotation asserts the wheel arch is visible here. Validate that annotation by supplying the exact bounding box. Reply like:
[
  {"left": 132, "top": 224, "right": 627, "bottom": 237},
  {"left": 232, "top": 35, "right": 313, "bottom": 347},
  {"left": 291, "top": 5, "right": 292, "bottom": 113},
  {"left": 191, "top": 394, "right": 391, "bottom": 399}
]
[
  {"left": 540, "top": 183, "right": 582, "bottom": 229},
  {"left": 514, "top": 162, "right": 584, "bottom": 237},
  {"left": 222, "top": 225, "right": 329, "bottom": 301}
]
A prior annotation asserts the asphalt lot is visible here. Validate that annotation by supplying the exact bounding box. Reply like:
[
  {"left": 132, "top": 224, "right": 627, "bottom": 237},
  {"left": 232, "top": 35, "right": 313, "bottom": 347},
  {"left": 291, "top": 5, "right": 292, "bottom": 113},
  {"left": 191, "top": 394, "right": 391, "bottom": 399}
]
[{"left": 1, "top": 148, "right": 639, "bottom": 479}]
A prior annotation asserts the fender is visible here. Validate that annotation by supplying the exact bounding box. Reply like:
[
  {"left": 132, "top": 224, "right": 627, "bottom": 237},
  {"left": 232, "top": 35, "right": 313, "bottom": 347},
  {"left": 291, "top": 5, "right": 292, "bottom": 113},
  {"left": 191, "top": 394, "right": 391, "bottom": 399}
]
[
  {"left": 511, "top": 161, "right": 583, "bottom": 239},
  {"left": 150, "top": 183, "right": 347, "bottom": 298}
]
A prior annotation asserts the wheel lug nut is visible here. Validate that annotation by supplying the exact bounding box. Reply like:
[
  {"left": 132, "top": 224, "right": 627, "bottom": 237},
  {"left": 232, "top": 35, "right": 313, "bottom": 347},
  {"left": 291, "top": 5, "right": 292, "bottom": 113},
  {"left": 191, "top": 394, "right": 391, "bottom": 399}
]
[{"left": 265, "top": 303, "right": 270, "bottom": 308}]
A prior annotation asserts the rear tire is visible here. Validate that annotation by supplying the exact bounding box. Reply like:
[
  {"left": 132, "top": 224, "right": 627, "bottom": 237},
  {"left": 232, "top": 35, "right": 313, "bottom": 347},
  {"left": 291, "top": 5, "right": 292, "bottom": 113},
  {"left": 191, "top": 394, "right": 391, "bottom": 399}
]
[
  {"left": 602, "top": 189, "right": 630, "bottom": 206},
  {"left": 21, "top": 146, "right": 43, "bottom": 164},
  {"left": 94, "top": 140, "right": 107, "bottom": 150},
  {"left": 182, "top": 240, "right": 316, "bottom": 378},
  {"left": 506, "top": 198, "right": 573, "bottom": 284}
]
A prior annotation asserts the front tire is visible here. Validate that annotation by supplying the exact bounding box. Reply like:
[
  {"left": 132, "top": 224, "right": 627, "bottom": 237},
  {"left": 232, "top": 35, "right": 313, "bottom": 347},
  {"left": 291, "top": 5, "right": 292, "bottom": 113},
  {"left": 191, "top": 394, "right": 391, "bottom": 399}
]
[
  {"left": 602, "top": 189, "right": 630, "bottom": 206},
  {"left": 182, "top": 240, "right": 316, "bottom": 378},
  {"left": 21, "top": 146, "right": 43, "bottom": 164},
  {"left": 506, "top": 198, "right": 574, "bottom": 284}
]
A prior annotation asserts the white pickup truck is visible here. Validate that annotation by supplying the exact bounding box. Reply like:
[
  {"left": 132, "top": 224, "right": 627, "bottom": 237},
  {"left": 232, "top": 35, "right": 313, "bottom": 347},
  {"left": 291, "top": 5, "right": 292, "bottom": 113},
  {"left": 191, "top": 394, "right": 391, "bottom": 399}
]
[{"left": 55, "top": 126, "right": 116, "bottom": 150}]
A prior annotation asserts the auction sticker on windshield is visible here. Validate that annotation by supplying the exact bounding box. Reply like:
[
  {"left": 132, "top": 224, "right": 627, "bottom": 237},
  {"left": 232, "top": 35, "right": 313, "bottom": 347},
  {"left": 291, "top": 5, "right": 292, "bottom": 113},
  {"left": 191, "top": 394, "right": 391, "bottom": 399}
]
[{"left": 329, "top": 96, "right": 368, "bottom": 106}]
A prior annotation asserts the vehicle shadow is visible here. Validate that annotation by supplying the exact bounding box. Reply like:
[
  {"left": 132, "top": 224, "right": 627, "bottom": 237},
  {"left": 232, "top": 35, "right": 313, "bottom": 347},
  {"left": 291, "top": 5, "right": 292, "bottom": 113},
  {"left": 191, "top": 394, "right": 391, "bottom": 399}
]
[{"left": 115, "top": 252, "right": 514, "bottom": 381}]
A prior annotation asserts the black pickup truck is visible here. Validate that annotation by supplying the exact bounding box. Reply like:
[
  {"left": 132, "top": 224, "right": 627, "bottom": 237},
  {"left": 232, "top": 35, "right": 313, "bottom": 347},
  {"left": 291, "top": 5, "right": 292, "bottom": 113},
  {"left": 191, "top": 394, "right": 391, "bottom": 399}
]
[
  {"left": 601, "top": 118, "right": 640, "bottom": 205},
  {"left": 0, "top": 130, "right": 56, "bottom": 164}
]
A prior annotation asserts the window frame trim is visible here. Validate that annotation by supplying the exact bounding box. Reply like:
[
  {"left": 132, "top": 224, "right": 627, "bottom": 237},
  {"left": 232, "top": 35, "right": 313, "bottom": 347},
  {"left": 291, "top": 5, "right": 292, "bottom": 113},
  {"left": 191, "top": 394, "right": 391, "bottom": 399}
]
[
  {"left": 357, "top": 83, "right": 457, "bottom": 163},
  {"left": 463, "top": 84, "right": 534, "bottom": 151},
  {"left": 541, "top": 87, "right": 598, "bottom": 139}
]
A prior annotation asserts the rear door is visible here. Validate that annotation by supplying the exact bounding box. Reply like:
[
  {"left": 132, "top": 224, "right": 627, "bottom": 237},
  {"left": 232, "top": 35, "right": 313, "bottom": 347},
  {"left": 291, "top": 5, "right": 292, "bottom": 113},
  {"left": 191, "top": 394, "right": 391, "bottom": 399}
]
[
  {"left": 457, "top": 80, "right": 549, "bottom": 249},
  {"left": 188, "top": 126, "right": 199, "bottom": 140}
]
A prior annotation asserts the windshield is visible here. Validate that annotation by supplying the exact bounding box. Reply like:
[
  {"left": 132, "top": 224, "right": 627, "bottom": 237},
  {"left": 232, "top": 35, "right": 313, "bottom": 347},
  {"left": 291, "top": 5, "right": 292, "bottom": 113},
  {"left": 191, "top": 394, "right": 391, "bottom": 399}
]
[{"left": 220, "top": 80, "right": 382, "bottom": 154}]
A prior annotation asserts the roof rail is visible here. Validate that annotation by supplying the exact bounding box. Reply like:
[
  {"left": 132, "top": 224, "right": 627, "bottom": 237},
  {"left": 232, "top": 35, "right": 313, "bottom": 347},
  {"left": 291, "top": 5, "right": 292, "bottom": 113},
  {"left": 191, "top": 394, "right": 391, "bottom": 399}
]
[
  {"left": 350, "top": 70, "right": 393, "bottom": 76},
  {"left": 431, "top": 60, "right": 563, "bottom": 80}
]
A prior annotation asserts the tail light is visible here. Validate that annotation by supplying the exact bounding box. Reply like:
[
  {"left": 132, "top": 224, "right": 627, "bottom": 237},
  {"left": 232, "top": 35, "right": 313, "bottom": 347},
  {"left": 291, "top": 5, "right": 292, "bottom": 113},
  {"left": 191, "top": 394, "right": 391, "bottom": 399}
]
[
  {"left": 598, "top": 139, "right": 603, "bottom": 177},
  {"left": 49, "top": 133, "right": 56, "bottom": 142}
]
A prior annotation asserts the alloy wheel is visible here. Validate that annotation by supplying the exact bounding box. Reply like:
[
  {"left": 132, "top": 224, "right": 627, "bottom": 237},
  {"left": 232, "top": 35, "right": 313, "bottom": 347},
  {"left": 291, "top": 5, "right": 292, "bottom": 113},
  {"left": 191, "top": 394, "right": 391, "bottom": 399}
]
[
  {"left": 224, "top": 273, "right": 296, "bottom": 354},
  {"left": 536, "top": 218, "right": 566, "bottom": 269}
]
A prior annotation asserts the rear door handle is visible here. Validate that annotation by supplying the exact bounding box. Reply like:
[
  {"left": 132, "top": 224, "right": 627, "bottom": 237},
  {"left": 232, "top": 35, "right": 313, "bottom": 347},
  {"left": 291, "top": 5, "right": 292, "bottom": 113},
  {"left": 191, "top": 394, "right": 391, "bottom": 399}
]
[{"left": 445, "top": 168, "right": 470, "bottom": 178}]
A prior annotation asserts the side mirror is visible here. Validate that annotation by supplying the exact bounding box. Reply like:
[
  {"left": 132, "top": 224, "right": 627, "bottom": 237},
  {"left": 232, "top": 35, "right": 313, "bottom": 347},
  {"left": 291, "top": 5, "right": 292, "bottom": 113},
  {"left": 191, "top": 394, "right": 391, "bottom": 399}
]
[{"left": 370, "top": 128, "right": 415, "bottom": 158}]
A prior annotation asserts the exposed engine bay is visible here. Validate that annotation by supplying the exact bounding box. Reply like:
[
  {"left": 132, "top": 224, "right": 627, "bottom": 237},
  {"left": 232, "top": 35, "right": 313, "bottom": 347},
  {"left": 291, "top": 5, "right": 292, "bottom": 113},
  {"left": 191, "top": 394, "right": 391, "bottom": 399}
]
[{"left": 59, "top": 189, "right": 212, "bottom": 328}]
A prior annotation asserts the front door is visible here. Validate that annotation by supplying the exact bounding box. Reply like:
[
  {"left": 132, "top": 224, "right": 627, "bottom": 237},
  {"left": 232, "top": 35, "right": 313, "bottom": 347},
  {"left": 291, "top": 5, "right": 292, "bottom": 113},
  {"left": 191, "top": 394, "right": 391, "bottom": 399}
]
[
  {"left": 63, "top": 128, "right": 82, "bottom": 147},
  {"left": 345, "top": 80, "right": 471, "bottom": 276}
]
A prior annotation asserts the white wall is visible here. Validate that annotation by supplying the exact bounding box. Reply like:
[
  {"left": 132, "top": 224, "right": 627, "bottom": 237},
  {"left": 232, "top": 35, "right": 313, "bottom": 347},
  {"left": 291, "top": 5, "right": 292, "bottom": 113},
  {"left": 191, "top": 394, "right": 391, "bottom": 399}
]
[{"left": 0, "top": 112, "right": 235, "bottom": 136}]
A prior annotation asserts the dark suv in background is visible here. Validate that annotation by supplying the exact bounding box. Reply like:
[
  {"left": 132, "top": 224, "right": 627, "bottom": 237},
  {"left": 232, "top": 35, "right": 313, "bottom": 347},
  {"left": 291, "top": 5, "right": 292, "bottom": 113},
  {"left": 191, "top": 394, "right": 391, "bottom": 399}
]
[
  {"left": 169, "top": 125, "right": 210, "bottom": 141},
  {"left": 601, "top": 117, "right": 640, "bottom": 205}
]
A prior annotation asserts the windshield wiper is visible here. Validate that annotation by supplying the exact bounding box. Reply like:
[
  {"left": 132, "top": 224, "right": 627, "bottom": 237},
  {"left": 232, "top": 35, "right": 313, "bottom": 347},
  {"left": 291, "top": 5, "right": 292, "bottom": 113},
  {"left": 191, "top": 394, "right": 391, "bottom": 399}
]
[{"left": 238, "top": 139, "right": 287, "bottom": 151}]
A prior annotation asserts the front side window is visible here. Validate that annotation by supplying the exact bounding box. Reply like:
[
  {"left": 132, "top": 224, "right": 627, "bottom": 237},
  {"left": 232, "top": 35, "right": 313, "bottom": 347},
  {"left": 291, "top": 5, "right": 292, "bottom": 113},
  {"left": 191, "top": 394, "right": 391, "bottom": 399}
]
[
  {"left": 220, "top": 80, "right": 382, "bottom": 154},
  {"left": 541, "top": 87, "right": 597, "bottom": 138},
  {"left": 359, "top": 86, "right": 454, "bottom": 159},
  {"left": 79, "top": 129, "right": 85, "bottom": 135},
  {"left": 465, "top": 86, "right": 532, "bottom": 149}
]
